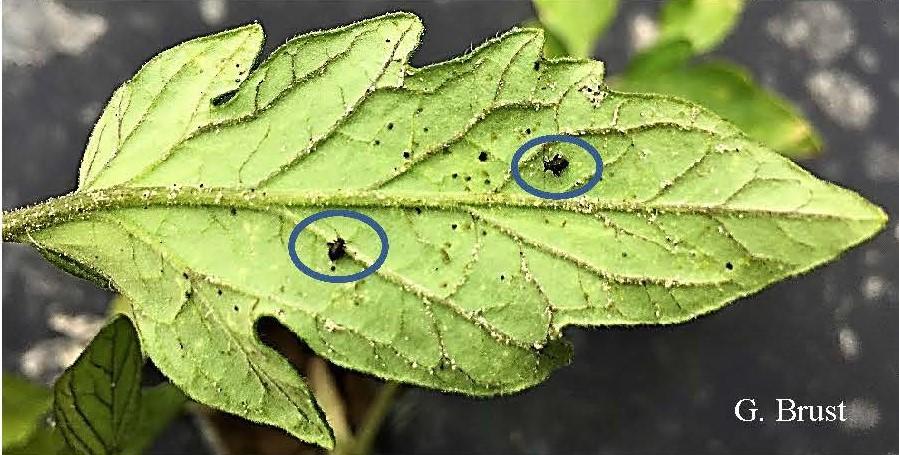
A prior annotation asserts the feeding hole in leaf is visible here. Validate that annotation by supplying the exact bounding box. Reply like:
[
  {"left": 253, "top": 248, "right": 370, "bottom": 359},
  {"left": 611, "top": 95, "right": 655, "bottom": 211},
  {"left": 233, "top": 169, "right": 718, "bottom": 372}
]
[
  {"left": 211, "top": 89, "right": 238, "bottom": 106},
  {"left": 543, "top": 153, "right": 569, "bottom": 177}
]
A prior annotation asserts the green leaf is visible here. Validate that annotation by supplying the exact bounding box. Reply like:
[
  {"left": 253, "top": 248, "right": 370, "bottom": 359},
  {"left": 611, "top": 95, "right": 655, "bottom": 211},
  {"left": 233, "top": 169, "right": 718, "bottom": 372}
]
[
  {"left": 659, "top": 0, "right": 744, "bottom": 53},
  {"left": 4, "top": 428, "right": 71, "bottom": 455},
  {"left": 53, "top": 316, "right": 143, "bottom": 455},
  {"left": 121, "top": 384, "right": 187, "bottom": 455},
  {"left": 2, "top": 13, "right": 886, "bottom": 447},
  {"left": 532, "top": 0, "right": 618, "bottom": 57},
  {"left": 3, "top": 374, "right": 53, "bottom": 449},
  {"left": 615, "top": 40, "right": 822, "bottom": 157}
]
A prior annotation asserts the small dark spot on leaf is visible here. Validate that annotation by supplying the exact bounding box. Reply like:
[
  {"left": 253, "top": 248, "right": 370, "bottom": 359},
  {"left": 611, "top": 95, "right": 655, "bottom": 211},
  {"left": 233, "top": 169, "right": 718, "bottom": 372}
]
[
  {"left": 481, "top": 230, "right": 487, "bottom": 236},
  {"left": 182, "top": 272, "right": 189, "bottom": 279},
  {"left": 386, "top": 38, "right": 391, "bottom": 43},
  {"left": 230, "top": 207, "right": 237, "bottom": 216},
  {"left": 452, "top": 173, "right": 458, "bottom": 179},
  {"left": 478, "top": 151, "right": 488, "bottom": 162},
  {"left": 725, "top": 262, "right": 734, "bottom": 270},
  {"left": 330, "top": 265, "right": 336, "bottom": 272},
  {"left": 423, "top": 127, "right": 429, "bottom": 132},
  {"left": 451, "top": 224, "right": 457, "bottom": 230},
  {"left": 233, "top": 305, "right": 239, "bottom": 312},
  {"left": 543, "top": 153, "right": 569, "bottom": 177},
  {"left": 374, "top": 140, "right": 380, "bottom": 146},
  {"left": 185, "top": 290, "right": 193, "bottom": 299},
  {"left": 464, "top": 176, "right": 471, "bottom": 181},
  {"left": 199, "top": 183, "right": 204, "bottom": 188},
  {"left": 533, "top": 61, "right": 540, "bottom": 71},
  {"left": 387, "top": 122, "right": 394, "bottom": 130},
  {"left": 484, "top": 179, "right": 491, "bottom": 185},
  {"left": 622, "top": 252, "right": 628, "bottom": 258},
  {"left": 500, "top": 275, "right": 505, "bottom": 280},
  {"left": 525, "top": 128, "right": 532, "bottom": 134},
  {"left": 414, "top": 207, "right": 422, "bottom": 215},
  {"left": 217, "top": 289, "right": 223, "bottom": 296},
  {"left": 403, "top": 151, "right": 411, "bottom": 159}
]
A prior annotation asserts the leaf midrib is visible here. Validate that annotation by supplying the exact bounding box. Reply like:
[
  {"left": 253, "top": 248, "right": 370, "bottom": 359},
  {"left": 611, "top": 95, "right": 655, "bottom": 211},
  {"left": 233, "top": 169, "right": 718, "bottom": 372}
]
[{"left": 3, "top": 185, "right": 882, "bottom": 244}]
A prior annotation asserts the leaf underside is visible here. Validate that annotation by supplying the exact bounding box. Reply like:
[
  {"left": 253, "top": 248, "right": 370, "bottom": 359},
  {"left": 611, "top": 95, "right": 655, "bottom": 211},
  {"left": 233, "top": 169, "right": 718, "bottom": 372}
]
[{"left": 19, "top": 13, "right": 885, "bottom": 447}]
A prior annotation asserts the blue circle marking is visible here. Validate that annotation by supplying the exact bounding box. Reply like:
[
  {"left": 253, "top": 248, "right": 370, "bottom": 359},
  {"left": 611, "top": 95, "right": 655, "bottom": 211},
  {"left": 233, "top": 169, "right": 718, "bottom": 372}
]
[
  {"left": 287, "top": 209, "right": 389, "bottom": 284},
  {"left": 510, "top": 134, "right": 603, "bottom": 200}
]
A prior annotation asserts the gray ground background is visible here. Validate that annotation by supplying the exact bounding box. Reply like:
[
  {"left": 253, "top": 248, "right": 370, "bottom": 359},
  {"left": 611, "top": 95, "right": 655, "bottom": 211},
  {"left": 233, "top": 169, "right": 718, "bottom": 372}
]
[{"left": 3, "top": 1, "right": 898, "bottom": 454}]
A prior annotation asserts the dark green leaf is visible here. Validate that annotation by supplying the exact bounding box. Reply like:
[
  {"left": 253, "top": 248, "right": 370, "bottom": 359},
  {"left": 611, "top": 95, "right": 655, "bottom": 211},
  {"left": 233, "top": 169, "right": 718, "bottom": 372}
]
[{"left": 53, "top": 316, "right": 142, "bottom": 455}]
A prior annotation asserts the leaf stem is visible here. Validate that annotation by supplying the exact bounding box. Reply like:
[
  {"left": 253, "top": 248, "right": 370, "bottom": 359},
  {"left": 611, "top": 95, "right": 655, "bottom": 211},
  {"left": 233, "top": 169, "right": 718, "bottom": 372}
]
[{"left": 349, "top": 381, "right": 401, "bottom": 455}]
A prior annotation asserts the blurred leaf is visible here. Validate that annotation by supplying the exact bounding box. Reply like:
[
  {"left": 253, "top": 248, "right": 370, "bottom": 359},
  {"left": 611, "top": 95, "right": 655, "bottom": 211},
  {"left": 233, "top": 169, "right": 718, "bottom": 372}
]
[
  {"left": 622, "top": 39, "right": 694, "bottom": 78},
  {"left": 3, "top": 374, "right": 52, "bottom": 449},
  {"left": 615, "top": 41, "right": 822, "bottom": 157},
  {"left": 122, "top": 384, "right": 187, "bottom": 455},
  {"left": 659, "top": 0, "right": 744, "bottom": 53},
  {"left": 4, "top": 428, "right": 71, "bottom": 455},
  {"left": 532, "top": 0, "right": 618, "bottom": 57},
  {"left": 520, "top": 19, "right": 568, "bottom": 58}
]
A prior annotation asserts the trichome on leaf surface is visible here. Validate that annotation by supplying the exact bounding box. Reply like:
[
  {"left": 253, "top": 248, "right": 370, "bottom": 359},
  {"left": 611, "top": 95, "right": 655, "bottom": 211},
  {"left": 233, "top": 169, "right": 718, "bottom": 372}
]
[{"left": 2, "top": 12, "right": 887, "bottom": 449}]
